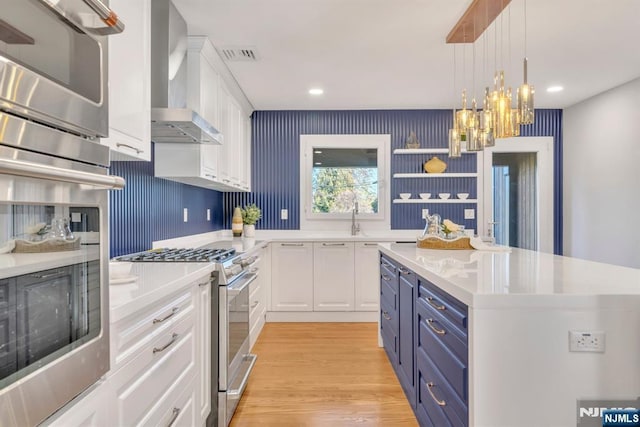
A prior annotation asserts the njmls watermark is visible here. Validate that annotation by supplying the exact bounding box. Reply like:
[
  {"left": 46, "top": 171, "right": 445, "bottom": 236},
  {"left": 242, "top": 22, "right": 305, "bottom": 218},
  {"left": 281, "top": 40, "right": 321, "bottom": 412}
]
[{"left": 578, "top": 398, "right": 640, "bottom": 427}]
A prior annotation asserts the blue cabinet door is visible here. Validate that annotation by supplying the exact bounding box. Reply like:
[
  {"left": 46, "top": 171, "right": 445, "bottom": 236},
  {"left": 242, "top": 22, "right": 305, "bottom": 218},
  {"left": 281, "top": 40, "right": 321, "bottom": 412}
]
[{"left": 397, "top": 267, "right": 416, "bottom": 408}]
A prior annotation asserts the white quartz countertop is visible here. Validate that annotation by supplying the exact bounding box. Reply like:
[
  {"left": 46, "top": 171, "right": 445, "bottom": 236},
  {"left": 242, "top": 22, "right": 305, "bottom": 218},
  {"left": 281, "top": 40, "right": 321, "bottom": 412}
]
[
  {"left": 109, "top": 262, "right": 215, "bottom": 323},
  {"left": 378, "top": 243, "right": 640, "bottom": 308}
]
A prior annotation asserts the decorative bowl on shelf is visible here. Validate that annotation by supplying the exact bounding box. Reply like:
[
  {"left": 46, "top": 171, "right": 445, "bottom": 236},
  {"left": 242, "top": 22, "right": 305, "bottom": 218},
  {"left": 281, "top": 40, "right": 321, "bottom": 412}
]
[
  {"left": 399, "top": 193, "right": 411, "bottom": 200},
  {"left": 457, "top": 193, "right": 469, "bottom": 200},
  {"left": 419, "top": 193, "right": 431, "bottom": 199},
  {"left": 438, "top": 193, "right": 451, "bottom": 200}
]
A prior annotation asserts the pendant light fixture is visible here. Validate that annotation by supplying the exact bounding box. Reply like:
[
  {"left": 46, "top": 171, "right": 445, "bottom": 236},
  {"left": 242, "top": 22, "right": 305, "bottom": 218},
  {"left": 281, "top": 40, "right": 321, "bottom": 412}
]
[
  {"left": 448, "top": 45, "right": 462, "bottom": 158},
  {"left": 517, "top": 0, "right": 534, "bottom": 124}
]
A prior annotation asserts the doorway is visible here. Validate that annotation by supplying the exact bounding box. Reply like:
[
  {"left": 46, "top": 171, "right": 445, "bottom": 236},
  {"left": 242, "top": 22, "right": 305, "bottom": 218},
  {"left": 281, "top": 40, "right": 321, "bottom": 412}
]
[{"left": 482, "top": 137, "right": 554, "bottom": 253}]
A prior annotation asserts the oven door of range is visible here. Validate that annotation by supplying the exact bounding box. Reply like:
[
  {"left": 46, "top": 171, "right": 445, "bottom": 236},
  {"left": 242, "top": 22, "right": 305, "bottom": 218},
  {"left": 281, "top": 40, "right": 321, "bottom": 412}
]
[{"left": 218, "top": 271, "right": 258, "bottom": 427}]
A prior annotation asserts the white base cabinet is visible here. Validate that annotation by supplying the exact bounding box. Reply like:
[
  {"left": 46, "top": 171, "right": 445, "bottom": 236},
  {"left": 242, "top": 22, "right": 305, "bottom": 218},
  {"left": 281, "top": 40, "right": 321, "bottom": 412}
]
[
  {"left": 354, "top": 242, "right": 381, "bottom": 311},
  {"left": 43, "top": 380, "right": 109, "bottom": 427},
  {"left": 271, "top": 242, "right": 314, "bottom": 311},
  {"left": 313, "top": 242, "right": 355, "bottom": 311},
  {"left": 249, "top": 243, "right": 269, "bottom": 349}
]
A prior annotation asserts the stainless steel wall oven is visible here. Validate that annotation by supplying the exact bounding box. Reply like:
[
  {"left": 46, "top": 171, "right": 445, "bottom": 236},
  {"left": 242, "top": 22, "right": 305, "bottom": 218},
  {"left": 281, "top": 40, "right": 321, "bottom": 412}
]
[{"left": 0, "top": 1, "right": 125, "bottom": 425}]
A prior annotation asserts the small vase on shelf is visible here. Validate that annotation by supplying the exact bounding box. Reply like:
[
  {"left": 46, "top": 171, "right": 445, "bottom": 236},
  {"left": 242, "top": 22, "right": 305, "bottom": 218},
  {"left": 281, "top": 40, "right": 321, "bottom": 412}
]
[
  {"left": 232, "top": 207, "right": 243, "bottom": 237},
  {"left": 424, "top": 156, "right": 447, "bottom": 173}
]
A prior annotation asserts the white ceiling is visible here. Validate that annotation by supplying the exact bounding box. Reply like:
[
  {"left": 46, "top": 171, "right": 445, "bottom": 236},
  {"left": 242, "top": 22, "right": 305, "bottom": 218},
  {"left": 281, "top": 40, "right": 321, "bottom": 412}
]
[{"left": 173, "top": 0, "right": 640, "bottom": 110}]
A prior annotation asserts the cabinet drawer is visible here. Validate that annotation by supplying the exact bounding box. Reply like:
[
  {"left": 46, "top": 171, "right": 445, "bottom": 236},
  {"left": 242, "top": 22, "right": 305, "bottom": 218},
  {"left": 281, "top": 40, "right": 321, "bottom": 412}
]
[
  {"left": 380, "top": 295, "right": 398, "bottom": 335},
  {"left": 417, "top": 302, "right": 467, "bottom": 401},
  {"left": 138, "top": 375, "right": 197, "bottom": 427},
  {"left": 111, "top": 288, "right": 194, "bottom": 370},
  {"left": 380, "top": 254, "right": 398, "bottom": 276},
  {"left": 249, "top": 279, "right": 263, "bottom": 328},
  {"left": 380, "top": 314, "right": 397, "bottom": 367},
  {"left": 111, "top": 311, "right": 196, "bottom": 426},
  {"left": 417, "top": 298, "right": 468, "bottom": 364},
  {"left": 417, "top": 347, "right": 468, "bottom": 427},
  {"left": 418, "top": 279, "right": 467, "bottom": 333},
  {"left": 380, "top": 276, "right": 397, "bottom": 312}
]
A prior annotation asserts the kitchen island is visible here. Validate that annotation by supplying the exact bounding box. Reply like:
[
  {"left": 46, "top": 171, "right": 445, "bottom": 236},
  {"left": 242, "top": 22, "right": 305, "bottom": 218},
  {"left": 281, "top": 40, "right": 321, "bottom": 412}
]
[{"left": 378, "top": 242, "right": 640, "bottom": 427}]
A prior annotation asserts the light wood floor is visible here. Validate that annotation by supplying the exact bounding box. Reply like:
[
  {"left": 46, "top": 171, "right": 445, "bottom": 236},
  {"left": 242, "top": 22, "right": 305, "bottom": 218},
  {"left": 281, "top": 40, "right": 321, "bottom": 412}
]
[{"left": 230, "top": 322, "right": 418, "bottom": 427}]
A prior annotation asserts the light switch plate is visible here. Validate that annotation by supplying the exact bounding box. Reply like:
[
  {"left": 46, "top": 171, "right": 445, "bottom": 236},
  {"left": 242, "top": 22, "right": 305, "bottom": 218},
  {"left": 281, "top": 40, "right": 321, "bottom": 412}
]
[
  {"left": 422, "top": 209, "right": 429, "bottom": 219},
  {"left": 281, "top": 209, "right": 288, "bottom": 220},
  {"left": 183, "top": 208, "right": 188, "bottom": 222},
  {"left": 464, "top": 209, "right": 475, "bottom": 219}
]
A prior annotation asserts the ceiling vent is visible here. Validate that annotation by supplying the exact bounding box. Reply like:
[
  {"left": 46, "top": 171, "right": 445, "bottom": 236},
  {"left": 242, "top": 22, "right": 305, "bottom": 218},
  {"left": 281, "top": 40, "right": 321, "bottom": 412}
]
[{"left": 220, "top": 46, "right": 259, "bottom": 62}]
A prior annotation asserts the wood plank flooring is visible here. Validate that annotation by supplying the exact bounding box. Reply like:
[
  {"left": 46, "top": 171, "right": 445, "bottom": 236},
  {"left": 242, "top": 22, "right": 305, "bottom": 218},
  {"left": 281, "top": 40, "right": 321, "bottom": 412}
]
[{"left": 230, "top": 322, "right": 418, "bottom": 427}]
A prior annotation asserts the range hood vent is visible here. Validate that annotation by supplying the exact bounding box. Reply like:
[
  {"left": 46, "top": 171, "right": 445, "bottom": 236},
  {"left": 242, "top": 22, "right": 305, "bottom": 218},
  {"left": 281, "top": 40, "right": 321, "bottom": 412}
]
[
  {"left": 220, "top": 46, "right": 259, "bottom": 62},
  {"left": 150, "top": 0, "right": 222, "bottom": 145}
]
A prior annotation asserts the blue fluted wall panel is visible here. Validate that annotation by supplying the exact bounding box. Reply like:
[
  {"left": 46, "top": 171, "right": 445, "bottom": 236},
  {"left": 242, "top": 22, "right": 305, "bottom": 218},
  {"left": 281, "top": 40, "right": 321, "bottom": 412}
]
[
  {"left": 109, "top": 152, "right": 224, "bottom": 257},
  {"left": 225, "top": 109, "right": 562, "bottom": 252}
]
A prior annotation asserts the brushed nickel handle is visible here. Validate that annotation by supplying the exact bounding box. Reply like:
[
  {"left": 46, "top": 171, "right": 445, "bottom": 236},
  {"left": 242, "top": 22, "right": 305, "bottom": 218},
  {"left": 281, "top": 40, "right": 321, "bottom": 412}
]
[
  {"left": 251, "top": 301, "right": 259, "bottom": 309},
  {"left": 281, "top": 243, "right": 304, "bottom": 247},
  {"left": 153, "top": 333, "right": 178, "bottom": 354},
  {"left": 153, "top": 307, "right": 179, "bottom": 324},
  {"left": 364, "top": 243, "right": 378, "bottom": 246},
  {"left": 166, "top": 407, "right": 181, "bottom": 427},
  {"left": 426, "top": 297, "right": 446, "bottom": 311},
  {"left": 381, "top": 273, "right": 391, "bottom": 281},
  {"left": 427, "top": 382, "right": 446, "bottom": 406},
  {"left": 204, "top": 173, "right": 216, "bottom": 179},
  {"left": 322, "top": 242, "right": 345, "bottom": 246},
  {"left": 382, "top": 311, "right": 391, "bottom": 321},
  {"left": 32, "top": 271, "right": 64, "bottom": 279},
  {"left": 427, "top": 319, "right": 446, "bottom": 335},
  {"left": 116, "top": 143, "right": 142, "bottom": 154},
  {"left": 398, "top": 266, "right": 411, "bottom": 275}
]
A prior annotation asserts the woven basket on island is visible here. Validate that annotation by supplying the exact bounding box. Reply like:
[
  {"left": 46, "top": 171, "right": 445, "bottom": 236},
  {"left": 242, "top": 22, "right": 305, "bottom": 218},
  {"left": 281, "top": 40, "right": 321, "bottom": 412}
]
[{"left": 417, "top": 234, "right": 473, "bottom": 250}]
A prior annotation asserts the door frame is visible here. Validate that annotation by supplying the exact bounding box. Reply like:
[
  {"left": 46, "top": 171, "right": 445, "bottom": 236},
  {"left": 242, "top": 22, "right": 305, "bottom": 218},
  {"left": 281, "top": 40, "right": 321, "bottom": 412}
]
[{"left": 480, "top": 136, "right": 554, "bottom": 253}]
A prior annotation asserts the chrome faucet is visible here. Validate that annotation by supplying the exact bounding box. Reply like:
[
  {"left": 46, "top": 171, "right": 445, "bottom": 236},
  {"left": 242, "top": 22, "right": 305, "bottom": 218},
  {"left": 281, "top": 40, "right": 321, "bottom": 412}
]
[{"left": 351, "top": 201, "right": 360, "bottom": 236}]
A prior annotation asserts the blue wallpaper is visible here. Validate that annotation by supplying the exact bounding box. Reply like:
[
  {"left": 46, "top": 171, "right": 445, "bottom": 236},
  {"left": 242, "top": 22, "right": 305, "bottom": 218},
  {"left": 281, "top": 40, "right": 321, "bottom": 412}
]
[
  {"left": 224, "top": 109, "right": 563, "bottom": 253},
  {"left": 109, "top": 145, "right": 224, "bottom": 257}
]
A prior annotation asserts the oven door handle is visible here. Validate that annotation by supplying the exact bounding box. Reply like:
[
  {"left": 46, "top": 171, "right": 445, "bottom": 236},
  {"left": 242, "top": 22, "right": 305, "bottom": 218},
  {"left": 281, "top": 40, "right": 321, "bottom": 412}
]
[
  {"left": 0, "top": 158, "right": 125, "bottom": 189},
  {"left": 228, "top": 273, "right": 258, "bottom": 293},
  {"left": 227, "top": 354, "right": 257, "bottom": 398},
  {"left": 38, "top": 0, "right": 125, "bottom": 35}
]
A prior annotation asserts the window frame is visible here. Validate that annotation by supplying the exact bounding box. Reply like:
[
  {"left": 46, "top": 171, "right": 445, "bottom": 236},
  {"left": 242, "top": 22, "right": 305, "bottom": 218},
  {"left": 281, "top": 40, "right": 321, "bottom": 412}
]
[{"left": 300, "top": 134, "right": 390, "bottom": 231}]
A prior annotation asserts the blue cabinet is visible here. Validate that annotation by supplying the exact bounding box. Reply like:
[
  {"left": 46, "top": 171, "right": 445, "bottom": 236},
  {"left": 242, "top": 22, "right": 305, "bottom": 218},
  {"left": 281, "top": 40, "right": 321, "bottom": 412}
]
[
  {"left": 415, "top": 277, "right": 468, "bottom": 426},
  {"left": 380, "top": 255, "right": 399, "bottom": 367},
  {"left": 397, "top": 266, "right": 416, "bottom": 408}
]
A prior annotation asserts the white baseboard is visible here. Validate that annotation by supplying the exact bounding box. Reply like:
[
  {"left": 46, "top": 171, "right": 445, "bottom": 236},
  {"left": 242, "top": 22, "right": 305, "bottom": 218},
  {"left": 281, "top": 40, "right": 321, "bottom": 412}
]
[{"left": 266, "top": 311, "right": 378, "bottom": 322}]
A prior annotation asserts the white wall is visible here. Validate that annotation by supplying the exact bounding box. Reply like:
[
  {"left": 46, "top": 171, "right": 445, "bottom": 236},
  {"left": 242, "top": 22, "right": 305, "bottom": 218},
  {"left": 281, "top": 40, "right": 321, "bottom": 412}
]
[{"left": 563, "top": 78, "right": 640, "bottom": 268}]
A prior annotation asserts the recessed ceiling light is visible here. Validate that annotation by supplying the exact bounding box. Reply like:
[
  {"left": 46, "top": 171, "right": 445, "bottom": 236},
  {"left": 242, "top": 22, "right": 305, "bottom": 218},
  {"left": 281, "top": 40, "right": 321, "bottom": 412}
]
[
  {"left": 314, "top": 150, "right": 322, "bottom": 154},
  {"left": 547, "top": 86, "right": 564, "bottom": 93},
  {"left": 309, "top": 88, "right": 324, "bottom": 95}
]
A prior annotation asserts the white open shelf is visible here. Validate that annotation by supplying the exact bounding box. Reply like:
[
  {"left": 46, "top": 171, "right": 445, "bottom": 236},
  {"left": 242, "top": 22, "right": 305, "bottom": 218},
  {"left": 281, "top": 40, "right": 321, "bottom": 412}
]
[
  {"left": 393, "top": 199, "right": 478, "bottom": 204},
  {"left": 393, "top": 173, "right": 477, "bottom": 178},
  {"left": 393, "top": 148, "right": 474, "bottom": 155}
]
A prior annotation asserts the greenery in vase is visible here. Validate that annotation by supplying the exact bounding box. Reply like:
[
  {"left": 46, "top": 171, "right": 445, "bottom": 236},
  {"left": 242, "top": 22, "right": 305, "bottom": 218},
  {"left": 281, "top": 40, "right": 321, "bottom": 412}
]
[
  {"left": 241, "top": 204, "right": 262, "bottom": 225},
  {"left": 441, "top": 219, "right": 460, "bottom": 238}
]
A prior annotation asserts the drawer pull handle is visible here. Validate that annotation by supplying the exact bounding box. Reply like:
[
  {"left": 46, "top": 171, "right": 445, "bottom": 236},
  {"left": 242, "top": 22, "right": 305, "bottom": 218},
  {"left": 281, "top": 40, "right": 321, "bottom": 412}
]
[
  {"left": 251, "top": 301, "right": 259, "bottom": 309},
  {"left": 199, "top": 281, "right": 210, "bottom": 287},
  {"left": 382, "top": 311, "right": 391, "bottom": 321},
  {"left": 426, "top": 319, "right": 446, "bottom": 336},
  {"left": 427, "top": 382, "right": 447, "bottom": 406},
  {"left": 427, "top": 297, "right": 446, "bottom": 311},
  {"left": 281, "top": 243, "right": 304, "bottom": 247},
  {"left": 381, "top": 261, "right": 394, "bottom": 270},
  {"left": 166, "top": 407, "right": 181, "bottom": 427},
  {"left": 116, "top": 143, "right": 143, "bottom": 154},
  {"left": 381, "top": 274, "right": 392, "bottom": 282},
  {"left": 364, "top": 243, "right": 378, "bottom": 246},
  {"left": 398, "top": 267, "right": 411, "bottom": 275},
  {"left": 322, "top": 242, "right": 346, "bottom": 246},
  {"left": 153, "top": 333, "right": 178, "bottom": 354},
  {"left": 153, "top": 307, "right": 179, "bottom": 324}
]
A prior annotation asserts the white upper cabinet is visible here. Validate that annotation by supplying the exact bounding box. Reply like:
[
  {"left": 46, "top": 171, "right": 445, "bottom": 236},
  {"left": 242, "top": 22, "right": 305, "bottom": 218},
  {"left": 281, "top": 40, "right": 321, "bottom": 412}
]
[
  {"left": 187, "top": 37, "right": 220, "bottom": 132},
  {"left": 103, "top": 0, "right": 151, "bottom": 161}
]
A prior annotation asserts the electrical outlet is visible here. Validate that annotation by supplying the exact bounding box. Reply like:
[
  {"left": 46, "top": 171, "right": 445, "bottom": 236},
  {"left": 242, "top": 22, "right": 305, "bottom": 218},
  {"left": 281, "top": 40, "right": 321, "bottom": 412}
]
[
  {"left": 71, "top": 212, "right": 82, "bottom": 223},
  {"left": 207, "top": 209, "right": 211, "bottom": 221},
  {"left": 569, "top": 331, "right": 605, "bottom": 353},
  {"left": 183, "top": 208, "right": 188, "bottom": 223},
  {"left": 422, "top": 209, "right": 429, "bottom": 219},
  {"left": 464, "top": 209, "right": 475, "bottom": 220},
  {"left": 281, "top": 209, "right": 288, "bottom": 220}
]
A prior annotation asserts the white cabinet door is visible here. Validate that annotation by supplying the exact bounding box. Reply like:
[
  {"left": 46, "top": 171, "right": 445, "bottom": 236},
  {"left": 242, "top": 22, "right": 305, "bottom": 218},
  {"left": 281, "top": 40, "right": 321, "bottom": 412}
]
[
  {"left": 217, "top": 81, "right": 231, "bottom": 185},
  {"left": 242, "top": 115, "right": 252, "bottom": 191},
  {"left": 196, "top": 278, "right": 212, "bottom": 424},
  {"left": 313, "top": 242, "right": 355, "bottom": 311},
  {"left": 354, "top": 242, "right": 380, "bottom": 312},
  {"left": 103, "top": 0, "right": 150, "bottom": 161},
  {"left": 271, "top": 243, "right": 313, "bottom": 311},
  {"left": 44, "top": 381, "right": 110, "bottom": 427}
]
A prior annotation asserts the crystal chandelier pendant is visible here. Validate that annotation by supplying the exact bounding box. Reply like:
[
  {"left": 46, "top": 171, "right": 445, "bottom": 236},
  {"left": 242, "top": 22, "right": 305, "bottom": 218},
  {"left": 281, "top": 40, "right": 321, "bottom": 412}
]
[
  {"left": 517, "top": 58, "right": 535, "bottom": 125},
  {"left": 448, "top": 109, "right": 462, "bottom": 158},
  {"left": 510, "top": 109, "right": 521, "bottom": 136},
  {"left": 456, "top": 90, "right": 470, "bottom": 141},
  {"left": 466, "top": 126, "right": 483, "bottom": 151},
  {"left": 480, "top": 87, "right": 495, "bottom": 147}
]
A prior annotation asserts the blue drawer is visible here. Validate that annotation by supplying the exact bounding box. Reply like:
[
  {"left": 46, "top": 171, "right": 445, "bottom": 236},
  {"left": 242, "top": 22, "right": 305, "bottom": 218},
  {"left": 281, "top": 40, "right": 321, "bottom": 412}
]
[
  {"left": 381, "top": 309, "right": 398, "bottom": 367},
  {"left": 380, "top": 254, "right": 398, "bottom": 275},
  {"left": 417, "top": 301, "right": 467, "bottom": 402},
  {"left": 417, "top": 297, "right": 468, "bottom": 364},
  {"left": 417, "top": 347, "right": 468, "bottom": 427},
  {"left": 380, "top": 277, "right": 397, "bottom": 312},
  {"left": 380, "top": 294, "right": 398, "bottom": 336},
  {"left": 418, "top": 279, "right": 468, "bottom": 333}
]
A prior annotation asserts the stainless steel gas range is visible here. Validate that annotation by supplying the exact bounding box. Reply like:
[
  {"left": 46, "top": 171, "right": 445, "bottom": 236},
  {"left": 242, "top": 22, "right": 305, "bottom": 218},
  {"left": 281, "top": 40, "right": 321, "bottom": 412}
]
[{"left": 116, "top": 246, "right": 258, "bottom": 427}]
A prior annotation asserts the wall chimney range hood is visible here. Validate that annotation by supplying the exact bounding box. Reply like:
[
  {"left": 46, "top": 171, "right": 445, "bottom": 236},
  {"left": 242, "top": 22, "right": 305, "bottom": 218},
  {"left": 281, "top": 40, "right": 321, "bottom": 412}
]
[{"left": 150, "top": 0, "right": 222, "bottom": 144}]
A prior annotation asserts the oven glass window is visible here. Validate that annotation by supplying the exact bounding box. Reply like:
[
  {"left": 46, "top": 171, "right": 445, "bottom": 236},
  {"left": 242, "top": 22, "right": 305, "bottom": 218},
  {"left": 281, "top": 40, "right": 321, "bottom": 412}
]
[
  {"left": 0, "top": 204, "right": 101, "bottom": 388},
  {"left": 0, "top": 0, "right": 102, "bottom": 102}
]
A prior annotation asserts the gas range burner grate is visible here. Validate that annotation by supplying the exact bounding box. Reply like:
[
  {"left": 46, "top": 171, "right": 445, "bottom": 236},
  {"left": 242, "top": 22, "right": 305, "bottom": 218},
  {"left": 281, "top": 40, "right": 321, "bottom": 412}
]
[{"left": 117, "top": 247, "right": 236, "bottom": 263}]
